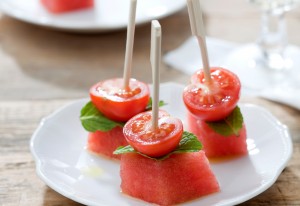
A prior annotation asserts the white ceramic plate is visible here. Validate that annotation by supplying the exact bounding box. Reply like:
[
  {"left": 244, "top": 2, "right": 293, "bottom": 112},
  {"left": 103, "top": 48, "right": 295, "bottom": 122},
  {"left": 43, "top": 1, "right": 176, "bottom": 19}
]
[
  {"left": 30, "top": 82, "right": 293, "bottom": 206},
  {"left": 0, "top": 0, "right": 186, "bottom": 32}
]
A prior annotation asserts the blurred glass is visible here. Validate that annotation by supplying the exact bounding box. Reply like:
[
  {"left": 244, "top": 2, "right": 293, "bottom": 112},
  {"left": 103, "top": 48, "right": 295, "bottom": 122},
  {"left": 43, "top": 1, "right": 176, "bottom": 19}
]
[{"left": 223, "top": 0, "right": 300, "bottom": 90}]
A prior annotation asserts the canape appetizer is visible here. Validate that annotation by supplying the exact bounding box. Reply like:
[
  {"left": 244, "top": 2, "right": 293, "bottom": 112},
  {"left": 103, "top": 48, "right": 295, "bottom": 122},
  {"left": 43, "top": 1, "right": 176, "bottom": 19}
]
[
  {"left": 80, "top": 1, "right": 166, "bottom": 159},
  {"left": 183, "top": 67, "right": 248, "bottom": 158},
  {"left": 80, "top": 78, "right": 151, "bottom": 159},
  {"left": 80, "top": 0, "right": 157, "bottom": 159},
  {"left": 41, "top": 0, "right": 94, "bottom": 13},
  {"left": 114, "top": 110, "right": 220, "bottom": 205},
  {"left": 184, "top": 0, "right": 247, "bottom": 159}
]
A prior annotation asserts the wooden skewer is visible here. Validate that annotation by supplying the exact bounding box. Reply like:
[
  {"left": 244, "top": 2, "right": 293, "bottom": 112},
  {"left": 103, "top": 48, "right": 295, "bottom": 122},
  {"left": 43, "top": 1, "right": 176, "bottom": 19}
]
[
  {"left": 150, "top": 20, "right": 162, "bottom": 130},
  {"left": 187, "top": 0, "right": 211, "bottom": 83},
  {"left": 123, "top": 0, "right": 137, "bottom": 89}
]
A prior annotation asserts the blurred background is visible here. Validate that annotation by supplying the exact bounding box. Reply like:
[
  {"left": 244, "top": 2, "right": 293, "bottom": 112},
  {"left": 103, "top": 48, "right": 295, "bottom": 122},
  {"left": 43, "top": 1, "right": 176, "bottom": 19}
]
[{"left": 1, "top": 0, "right": 300, "bottom": 205}]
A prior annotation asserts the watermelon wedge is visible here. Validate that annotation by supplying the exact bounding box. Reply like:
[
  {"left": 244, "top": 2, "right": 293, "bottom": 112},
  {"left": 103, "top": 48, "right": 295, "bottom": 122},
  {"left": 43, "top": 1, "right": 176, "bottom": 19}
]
[
  {"left": 41, "top": 0, "right": 94, "bottom": 13},
  {"left": 87, "top": 126, "right": 127, "bottom": 159},
  {"left": 120, "top": 151, "right": 220, "bottom": 205},
  {"left": 188, "top": 112, "right": 248, "bottom": 158}
]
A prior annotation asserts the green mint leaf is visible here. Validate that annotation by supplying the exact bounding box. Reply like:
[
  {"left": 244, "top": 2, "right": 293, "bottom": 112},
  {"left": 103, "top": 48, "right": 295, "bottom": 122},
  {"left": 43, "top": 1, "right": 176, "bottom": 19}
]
[
  {"left": 113, "top": 145, "right": 136, "bottom": 155},
  {"left": 80, "top": 101, "right": 124, "bottom": 132},
  {"left": 113, "top": 146, "right": 158, "bottom": 160},
  {"left": 113, "top": 131, "right": 202, "bottom": 160},
  {"left": 173, "top": 131, "right": 202, "bottom": 153},
  {"left": 206, "top": 106, "right": 244, "bottom": 137},
  {"left": 80, "top": 98, "right": 166, "bottom": 133},
  {"left": 146, "top": 98, "right": 167, "bottom": 111}
]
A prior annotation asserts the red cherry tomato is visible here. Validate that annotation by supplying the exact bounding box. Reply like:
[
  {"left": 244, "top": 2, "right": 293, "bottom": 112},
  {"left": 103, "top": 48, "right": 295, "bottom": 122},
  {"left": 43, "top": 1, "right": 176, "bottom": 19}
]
[
  {"left": 90, "top": 78, "right": 150, "bottom": 122},
  {"left": 183, "top": 67, "right": 241, "bottom": 121},
  {"left": 123, "top": 110, "right": 183, "bottom": 157}
]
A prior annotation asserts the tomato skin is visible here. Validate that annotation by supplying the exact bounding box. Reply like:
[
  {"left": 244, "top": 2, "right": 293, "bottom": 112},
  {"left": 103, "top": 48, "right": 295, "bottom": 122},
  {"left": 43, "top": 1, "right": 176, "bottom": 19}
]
[
  {"left": 90, "top": 78, "right": 150, "bottom": 122},
  {"left": 41, "top": 0, "right": 94, "bottom": 13},
  {"left": 183, "top": 67, "right": 241, "bottom": 121},
  {"left": 123, "top": 110, "right": 183, "bottom": 158}
]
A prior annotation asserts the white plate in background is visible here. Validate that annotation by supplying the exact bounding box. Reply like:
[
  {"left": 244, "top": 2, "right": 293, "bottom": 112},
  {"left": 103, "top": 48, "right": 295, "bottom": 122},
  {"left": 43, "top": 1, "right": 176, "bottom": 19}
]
[{"left": 0, "top": 0, "right": 186, "bottom": 32}]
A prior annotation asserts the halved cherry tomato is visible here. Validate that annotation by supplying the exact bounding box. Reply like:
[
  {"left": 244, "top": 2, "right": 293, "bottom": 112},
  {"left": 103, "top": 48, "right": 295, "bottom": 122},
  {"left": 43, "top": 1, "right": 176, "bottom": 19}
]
[
  {"left": 183, "top": 67, "right": 241, "bottom": 121},
  {"left": 90, "top": 78, "right": 150, "bottom": 122},
  {"left": 123, "top": 110, "right": 183, "bottom": 157}
]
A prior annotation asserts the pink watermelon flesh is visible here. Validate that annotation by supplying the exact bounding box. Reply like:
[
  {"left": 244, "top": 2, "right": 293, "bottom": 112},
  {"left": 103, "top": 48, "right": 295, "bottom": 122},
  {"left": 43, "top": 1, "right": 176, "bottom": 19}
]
[
  {"left": 120, "top": 151, "right": 220, "bottom": 205},
  {"left": 87, "top": 126, "right": 128, "bottom": 159},
  {"left": 188, "top": 112, "right": 248, "bottom": 158},
  {"left": 41, "top": 0, "right": 94, "bottom": 13}
]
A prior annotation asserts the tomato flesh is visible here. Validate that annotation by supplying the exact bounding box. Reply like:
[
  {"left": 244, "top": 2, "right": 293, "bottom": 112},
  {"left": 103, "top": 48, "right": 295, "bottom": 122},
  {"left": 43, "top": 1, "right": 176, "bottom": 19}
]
[
  {"left": 90, "top": 78, "right": 150, "bottom": 122},
  {"left": 183, "top": 67, "right": 241, "bottom": 121},
  {"left": 41, "top": 0, "right": 94, "bottom": 13},
  {"left": 123, "top": 110, "right": 183, "bottom": 157}
]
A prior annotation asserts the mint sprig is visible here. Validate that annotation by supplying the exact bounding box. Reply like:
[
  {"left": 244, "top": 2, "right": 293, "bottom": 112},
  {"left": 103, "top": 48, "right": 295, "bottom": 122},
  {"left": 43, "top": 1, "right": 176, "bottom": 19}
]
[
  {"left": 80, "top": 101, "right": 124, "bottom": 132},
  {"left": 146, "top": 98, "right": 167, "bottom": 111},
  {"left": 113, "top": 131, "right": 202, "bottom": 160},
  {"left": 206, "top": 106, "right": 243, "bottom": 136},
  {"left": 80, "top": 98, "right": 167, "bottom": 133}
]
